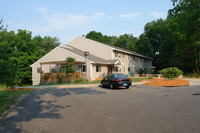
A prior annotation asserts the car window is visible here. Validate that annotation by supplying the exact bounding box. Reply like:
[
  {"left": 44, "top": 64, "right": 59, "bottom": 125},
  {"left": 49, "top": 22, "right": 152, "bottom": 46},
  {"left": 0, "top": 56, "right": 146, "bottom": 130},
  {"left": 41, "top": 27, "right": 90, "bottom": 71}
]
[
  {"left": 113, "top": 74, "right": 127, "bottom": 78},
  {"left": 108, "top": 75, "right": 112, "bottom": 80}
]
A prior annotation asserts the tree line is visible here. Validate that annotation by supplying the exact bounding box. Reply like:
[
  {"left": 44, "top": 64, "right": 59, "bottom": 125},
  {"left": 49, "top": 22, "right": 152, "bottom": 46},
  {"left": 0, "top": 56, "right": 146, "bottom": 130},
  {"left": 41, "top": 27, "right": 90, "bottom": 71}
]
[
  {"left": 0, "top": 0, "right": 199, "bottom": 87},
  {"left": 86, "top": 0, "right": 200, "bottom": 74}
]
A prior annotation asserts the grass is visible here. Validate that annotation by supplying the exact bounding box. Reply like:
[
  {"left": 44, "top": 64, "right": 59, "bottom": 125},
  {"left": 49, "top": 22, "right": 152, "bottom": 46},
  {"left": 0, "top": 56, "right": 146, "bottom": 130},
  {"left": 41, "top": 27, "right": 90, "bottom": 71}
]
[
  {"left": 0, "top": 89, "right": 33, "bottom": 116},
  {"left": 0, "top": 84, "right": 8, "bottom": 91},
  {"left": 36, "top": 79, "right": 101, "bottom": 86},
  {"left": 131, "top": 78, "right": 150, "bottom": 82},
  {"left": 183, "top": 75, "right": 200, "bottom": 78}
]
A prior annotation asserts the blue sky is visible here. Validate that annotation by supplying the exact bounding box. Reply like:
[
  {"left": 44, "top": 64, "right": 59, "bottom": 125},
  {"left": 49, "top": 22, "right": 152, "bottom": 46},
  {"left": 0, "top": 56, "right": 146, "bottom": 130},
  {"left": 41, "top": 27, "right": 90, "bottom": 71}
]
[{"left": 1, "top": 0, "right": 173, "bottom": 43}]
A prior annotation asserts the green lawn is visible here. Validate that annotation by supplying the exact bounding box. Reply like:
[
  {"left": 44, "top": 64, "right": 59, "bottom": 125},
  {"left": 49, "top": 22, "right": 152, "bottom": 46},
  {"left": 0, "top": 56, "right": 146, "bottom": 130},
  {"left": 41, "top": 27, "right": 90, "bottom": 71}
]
[
  {"left": 0, "top": 89, "right": 32, "bottom": 116},
  {"left": 131, "top": 78, "right": 149, "bottom": 82},
  {"left": 0, "top": 84, "right": 8, "bottom": 91}
]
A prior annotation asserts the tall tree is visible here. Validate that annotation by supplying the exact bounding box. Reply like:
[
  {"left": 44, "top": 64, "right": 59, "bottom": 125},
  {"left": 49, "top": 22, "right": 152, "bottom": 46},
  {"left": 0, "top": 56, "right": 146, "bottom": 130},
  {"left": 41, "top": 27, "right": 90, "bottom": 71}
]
[
  {"left": 114, "top": 34, "right": 138, "bottom": 52},
  {"left": 168, "top": 0, "right": 200, "bottom": 73},
  {"left": 0, "top": 27, "right": 60, "bottom": 87},
  {"left": 86, "top": 31, "right": 117, "bottom": 45}
]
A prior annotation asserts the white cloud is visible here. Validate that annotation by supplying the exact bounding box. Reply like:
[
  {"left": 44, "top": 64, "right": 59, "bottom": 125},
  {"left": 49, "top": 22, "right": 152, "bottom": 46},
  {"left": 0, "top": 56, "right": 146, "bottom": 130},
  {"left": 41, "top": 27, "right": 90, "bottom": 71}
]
[
  {"left": 35, "top": 7, "right": 107, "bottom": 31},
  {"left": 149, "top": 11, "right": 166, "bottom": 18},
  {"left": 37, "top": 7, "right": 49, "bottom": 15},
  {"left": 117, "top": 13, "right": 142, "bottom": 18},
  {"left": 93, "top": 12, "right": 106, "bottom": 17}
]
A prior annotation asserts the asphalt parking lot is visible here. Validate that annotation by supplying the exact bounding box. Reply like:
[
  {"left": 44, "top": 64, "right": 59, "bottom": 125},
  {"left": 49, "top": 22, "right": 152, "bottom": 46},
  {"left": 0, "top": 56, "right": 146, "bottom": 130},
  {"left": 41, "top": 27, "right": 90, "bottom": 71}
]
[{"left": 0, "top": 84, "right": 200, "bottom": 133}]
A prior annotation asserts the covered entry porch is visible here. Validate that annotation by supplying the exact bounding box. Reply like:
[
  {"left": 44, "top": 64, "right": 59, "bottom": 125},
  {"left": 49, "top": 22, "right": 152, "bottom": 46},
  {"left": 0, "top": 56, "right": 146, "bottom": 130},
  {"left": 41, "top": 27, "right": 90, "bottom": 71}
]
[{"left": 39, "top": 60, "right": 86, "bottom": 84}]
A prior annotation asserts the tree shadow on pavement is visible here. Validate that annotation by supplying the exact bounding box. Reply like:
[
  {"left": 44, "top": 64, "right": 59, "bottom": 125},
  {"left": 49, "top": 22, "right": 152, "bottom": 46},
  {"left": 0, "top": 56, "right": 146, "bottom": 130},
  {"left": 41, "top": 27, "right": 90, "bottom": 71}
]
[{"left": 0, "top": 88, "right": 71, "bottom": 133}]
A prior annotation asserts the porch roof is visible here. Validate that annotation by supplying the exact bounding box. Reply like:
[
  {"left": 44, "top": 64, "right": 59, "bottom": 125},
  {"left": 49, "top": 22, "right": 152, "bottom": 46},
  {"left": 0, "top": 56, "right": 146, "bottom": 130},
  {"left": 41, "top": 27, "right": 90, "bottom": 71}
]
[{"left": 40, "top": 60, "right": 85, "bottom": 65}]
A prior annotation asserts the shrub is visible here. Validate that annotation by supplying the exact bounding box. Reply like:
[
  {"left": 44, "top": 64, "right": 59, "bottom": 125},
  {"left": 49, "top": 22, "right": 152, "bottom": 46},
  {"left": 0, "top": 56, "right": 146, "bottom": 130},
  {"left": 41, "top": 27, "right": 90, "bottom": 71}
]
[
  {"left": 136, "top": 68, "right": 147, "bottom": 74},
  {"left": 159, "top": 67, "right": 183, "bottom": 79},
  {"left": 66, "top": 57, "right": 75, "bottom": 73},
  {"left": 56, "top": 74, "right": 62, "bottom": 83}
]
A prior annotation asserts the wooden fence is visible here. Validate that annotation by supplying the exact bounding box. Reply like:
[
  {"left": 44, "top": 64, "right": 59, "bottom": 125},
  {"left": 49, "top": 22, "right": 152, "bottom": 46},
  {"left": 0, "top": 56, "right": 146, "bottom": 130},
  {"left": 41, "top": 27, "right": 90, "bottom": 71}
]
[{"left": 40, "top": 72, "right": 86, "bottom": 84}]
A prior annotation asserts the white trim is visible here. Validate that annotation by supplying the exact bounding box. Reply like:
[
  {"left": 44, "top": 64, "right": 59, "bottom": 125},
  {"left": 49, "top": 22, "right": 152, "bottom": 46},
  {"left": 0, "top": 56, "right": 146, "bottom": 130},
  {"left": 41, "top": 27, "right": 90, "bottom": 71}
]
[{"left": 90, "top": 62, "right": 93, "bottom": 80}]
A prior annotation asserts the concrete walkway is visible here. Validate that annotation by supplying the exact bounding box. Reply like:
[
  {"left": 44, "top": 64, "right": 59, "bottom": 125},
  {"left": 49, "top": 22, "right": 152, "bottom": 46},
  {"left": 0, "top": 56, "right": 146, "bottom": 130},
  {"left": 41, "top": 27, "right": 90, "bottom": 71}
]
[{"left": 185, "top": 78, "right": 200, "bottom": 86}]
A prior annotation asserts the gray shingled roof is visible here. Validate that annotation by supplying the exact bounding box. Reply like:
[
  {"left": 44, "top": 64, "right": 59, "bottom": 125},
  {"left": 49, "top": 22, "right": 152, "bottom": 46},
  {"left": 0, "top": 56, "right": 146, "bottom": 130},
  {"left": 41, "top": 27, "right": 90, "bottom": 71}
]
[{"left": 59, "top": 45, "right": 119, "bottom": 65}]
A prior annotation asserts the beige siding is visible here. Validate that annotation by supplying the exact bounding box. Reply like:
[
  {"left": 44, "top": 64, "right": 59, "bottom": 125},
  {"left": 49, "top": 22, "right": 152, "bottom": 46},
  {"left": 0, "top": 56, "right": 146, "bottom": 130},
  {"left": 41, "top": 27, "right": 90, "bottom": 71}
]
[
  {"left": 112, "top": 51, "right": 152, "bottom": 76},
  {"left": 92, "top": 65, "right": 108, "bottom": 80},
  {"left": 67, "top": 37, "right": 113, "bottom": 60},
  {"left": 32, "top": 47, "right": 86, "bottom": 85}
]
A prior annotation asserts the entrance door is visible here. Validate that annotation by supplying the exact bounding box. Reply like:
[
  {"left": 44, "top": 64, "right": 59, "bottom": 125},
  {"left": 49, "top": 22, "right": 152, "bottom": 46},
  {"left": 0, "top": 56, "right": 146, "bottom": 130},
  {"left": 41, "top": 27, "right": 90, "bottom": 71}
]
[{"left": 108, "top": 66, "right": 113, "bottom": 74}]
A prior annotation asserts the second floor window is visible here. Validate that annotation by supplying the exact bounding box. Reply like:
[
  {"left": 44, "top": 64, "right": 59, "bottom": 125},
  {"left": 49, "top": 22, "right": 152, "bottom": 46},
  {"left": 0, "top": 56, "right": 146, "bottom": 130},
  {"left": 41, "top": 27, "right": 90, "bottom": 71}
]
[{"left": 114, "top": 52, "right": 118, "bottom": 57}]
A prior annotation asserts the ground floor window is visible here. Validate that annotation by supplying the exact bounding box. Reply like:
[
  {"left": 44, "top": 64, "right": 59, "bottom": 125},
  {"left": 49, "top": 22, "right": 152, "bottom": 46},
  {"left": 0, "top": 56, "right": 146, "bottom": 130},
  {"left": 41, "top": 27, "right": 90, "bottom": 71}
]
[
  {"left": 128, "top": 67, "right": 130, "bottom": 72},
  {"left": 78, "top": 65, "right": 86, "bottom": 72},
  {"left": 114, "top": 66, "right": 119, "bottom": 72},
  {"left": 37, "top": 67, "right": 41, "bottom": 73},
  {"left": 96, "top": 65, "right": 102, "bottom": 72}
]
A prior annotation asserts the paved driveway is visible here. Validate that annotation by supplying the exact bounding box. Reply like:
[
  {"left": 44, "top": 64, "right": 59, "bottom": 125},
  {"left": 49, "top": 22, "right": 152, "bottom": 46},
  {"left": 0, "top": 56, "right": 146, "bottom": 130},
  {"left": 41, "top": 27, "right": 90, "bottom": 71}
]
[{"left": 0, "top": 85, "right": 200, "bottom": 133}]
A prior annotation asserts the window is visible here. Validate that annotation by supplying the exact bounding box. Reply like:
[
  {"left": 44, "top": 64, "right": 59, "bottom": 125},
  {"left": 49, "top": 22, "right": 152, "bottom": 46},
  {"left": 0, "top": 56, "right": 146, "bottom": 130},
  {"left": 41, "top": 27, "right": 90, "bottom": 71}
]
[
  {"left": 37, "top": 67, "right": 41, "bottom": 73},
  {"left": 96, "top": 65, "right": 101, "bottom": 72},
  {"left": 128, "top": 67, "right": 130, "bottom": 72},
  {"left": 122, "top": 54, "right": 124, "bottom": 58},
  {"left": 78, "top": 65, "right": 86, "bottom": 72},
  {"left": 114, "top": 52, "right": 118, "bottom": 57},
  {"left": 114, "top": 66, "right": 119, "bottom": 72}
]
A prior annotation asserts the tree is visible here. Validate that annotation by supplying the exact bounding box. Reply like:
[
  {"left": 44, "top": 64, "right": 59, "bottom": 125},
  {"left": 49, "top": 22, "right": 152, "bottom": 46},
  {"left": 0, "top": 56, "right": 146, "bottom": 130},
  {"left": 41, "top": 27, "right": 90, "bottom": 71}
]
[
  {"left": 66, "top": 57, "right": 75, "bottom": 73},
  {"left": 114, "top": 34, "right": 138, "bottom": 52},
  {"left": 168, "top": 0, "right": 200, "bottom": 73},
  {"left": 32, "top": 36, "right": 60, "bottom": 57},
  {"left": 86, "top": 31, "right": 117, "bottom": 45},
  {"left": 0, "top": 24, "right": 60, "bottom": 87}
]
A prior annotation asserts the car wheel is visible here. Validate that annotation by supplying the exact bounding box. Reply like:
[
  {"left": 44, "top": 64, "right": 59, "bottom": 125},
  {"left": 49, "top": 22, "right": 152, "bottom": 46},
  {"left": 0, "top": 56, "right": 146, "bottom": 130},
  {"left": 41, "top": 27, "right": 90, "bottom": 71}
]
[
  {"left": 110, "top": 83, "right": 114, "bottom": 89},
  {"left": 126, "top": 86, "right": 130, "bottom": 89},
  {"left": 101, "top": 83, "right": 105, "bottom": 88}
]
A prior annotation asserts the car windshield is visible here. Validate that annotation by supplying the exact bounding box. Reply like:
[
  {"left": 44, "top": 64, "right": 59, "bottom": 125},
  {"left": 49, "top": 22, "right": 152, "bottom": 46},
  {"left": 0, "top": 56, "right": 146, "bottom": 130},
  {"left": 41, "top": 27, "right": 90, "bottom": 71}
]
[{"left": 113, "top": 74, "right": 127, "bottom": 78}]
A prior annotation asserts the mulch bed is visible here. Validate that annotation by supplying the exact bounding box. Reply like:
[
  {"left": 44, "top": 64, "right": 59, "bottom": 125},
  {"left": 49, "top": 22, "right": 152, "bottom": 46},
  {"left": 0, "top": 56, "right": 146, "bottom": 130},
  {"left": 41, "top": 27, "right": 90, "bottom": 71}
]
[
  {"left": 8, "top": 88, "right": 34, "bottom": 91},
  {"left": 144, "top": 79, "right": 189, "bottom": 87}
]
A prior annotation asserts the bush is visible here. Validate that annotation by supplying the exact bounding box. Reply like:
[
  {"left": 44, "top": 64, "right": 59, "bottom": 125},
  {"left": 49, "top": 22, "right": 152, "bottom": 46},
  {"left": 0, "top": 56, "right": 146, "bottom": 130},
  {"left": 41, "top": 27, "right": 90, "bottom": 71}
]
[{"left": 159, "top": 67, "right": 183, "bottom": 79}]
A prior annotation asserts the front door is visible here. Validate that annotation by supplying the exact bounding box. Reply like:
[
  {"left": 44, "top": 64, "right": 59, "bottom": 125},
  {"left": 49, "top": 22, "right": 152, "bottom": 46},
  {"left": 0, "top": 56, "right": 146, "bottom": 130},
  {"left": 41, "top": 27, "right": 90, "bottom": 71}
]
[{"left": 108, "top": 66, "right": 113, "bottom": 74}]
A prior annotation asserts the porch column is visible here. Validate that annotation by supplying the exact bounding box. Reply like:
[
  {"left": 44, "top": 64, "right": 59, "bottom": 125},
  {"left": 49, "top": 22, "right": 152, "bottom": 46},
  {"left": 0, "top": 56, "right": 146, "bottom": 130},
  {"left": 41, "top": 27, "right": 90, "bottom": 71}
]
[
  {"left": 49, "top": 64, "right": 51, "bottom": 73},
  {"left": 40, "top": 63, "right": 43, "bottom": 84}
]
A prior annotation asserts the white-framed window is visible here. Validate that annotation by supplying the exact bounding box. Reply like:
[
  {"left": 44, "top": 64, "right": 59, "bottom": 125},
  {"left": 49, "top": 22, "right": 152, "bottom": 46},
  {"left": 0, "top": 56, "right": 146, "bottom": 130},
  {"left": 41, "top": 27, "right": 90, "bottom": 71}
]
[
  {"left": 96, "top": 65, "right": 101, "bottom": 72},
  {"left": 37, "top": 67, "right": 41, "bottom": 73},
  {"left": 128, "top": 67, "right": 130, "bottom": 72},
  {"left": 114, "top": 66, "right": 119, "bottom": 72},
  {"left": 115, "top": 52, "right": 118, "bottom": 57},
  {"left": 78, "top": 65, "right": 86, "bottom": 72}
]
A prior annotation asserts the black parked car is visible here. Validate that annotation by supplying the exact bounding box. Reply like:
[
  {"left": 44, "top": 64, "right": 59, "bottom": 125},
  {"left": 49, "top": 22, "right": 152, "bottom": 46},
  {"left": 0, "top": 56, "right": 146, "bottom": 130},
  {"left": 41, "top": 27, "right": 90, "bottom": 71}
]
[{"left": 101, "top": 73, "right": 132, "bottom": 89}]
